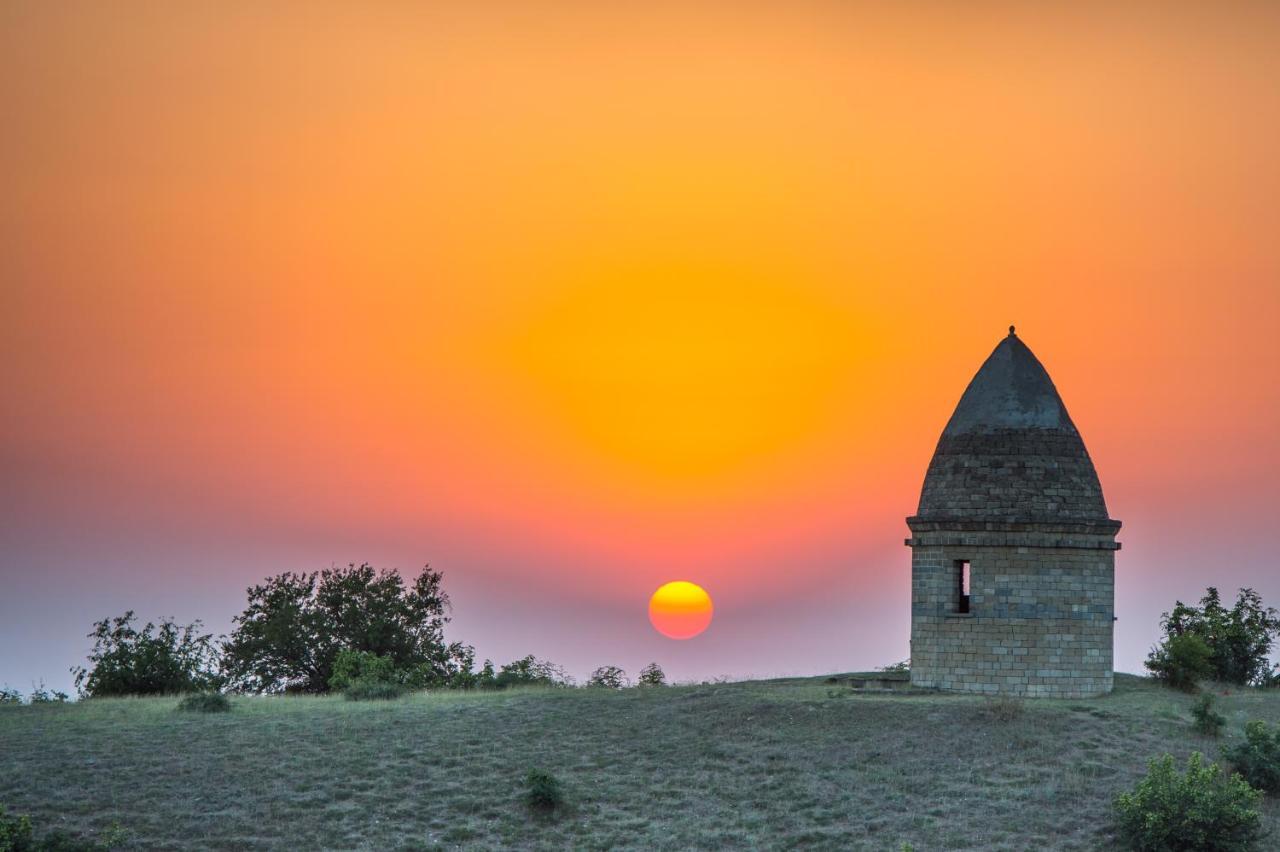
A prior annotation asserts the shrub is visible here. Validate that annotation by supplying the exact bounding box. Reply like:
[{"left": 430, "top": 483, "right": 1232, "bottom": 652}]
[
  {"left": 0, "top": 686, "right": 22, "bottom": 706},
  {"left": 1191, "top": 694, "right": 1226, "bottom": 737},
  {"left": 221, "top": 563, "right": 476, "bottom": 694},
  {"left": 1151, "top": 588, "right": 1280, "bottom": 687},
  {"left": 1113, "top": 752, "right": 1261, "bottom": 851},
  {"left": 29, "top": 682, "right": 69, "bottom": 704},
  {"left": 1225, "top": 721, "right": 1280, "bottom": 794},
  {"left": 986, "top": 695, "right": 1024, "bottom": 722},
  {"left": 176, "top": 692, "right": 232, "bottom": 713},
  {"left": 637, "top": 662, "right": 666, "bottom": 687},
  {"left": 0, "top": 806, "right": 125, "bottom": 851},
  {"left": 0, "top": 806, "right": 33, "bottom": 849},
  {"left": 524, "top": 769, "right": 563, "bottom": 813},
  {"left": 879, "top": 659, "right": 910, "bottom": 675},
  {"left": 343, "top": 679, "right": 407, "bottom": 701},
  {"left": 587, "top": 666, "right": 628, "bottom": 689},
  {"left": 1146, "top": 633, "right": 1215, "bottom": 692},
  {"left": 72, "top": 613, "right": 221, "bottom": 698}
]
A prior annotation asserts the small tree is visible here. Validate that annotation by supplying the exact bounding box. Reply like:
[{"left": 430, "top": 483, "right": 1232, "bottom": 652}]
[
  {"left": 1146, "top": 633, "right": 1214, "bottom": 692},
  {"left": 1151, "top": 588, "right": 1280, "bottom": 687},
  {"left": 637, "top": 662, "right": 666, "bottom": 686},
  {"left": 72, "top": 612, "right": 221, "bottom": 697},
  {"left": 1113, "top": 752, "right": 1261, "bottom": 851},
  {"left": 221, "top": 563, "right": 475, "bottom": 693},
  {"left": 587, "top": 666, "right": 628, "bottom": 689}
]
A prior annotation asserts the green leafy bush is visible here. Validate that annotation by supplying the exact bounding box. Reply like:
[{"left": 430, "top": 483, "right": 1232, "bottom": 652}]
[
  {"left": 328, "top": 649, "right": 398, "bottom": 692},
  {"left": 176, "top": 692, "right": 232, "bottom": 713},
  {"left": 1225, "top": 721, "right": 1280, "bottom": 794},
  {"left": 524, "top": 769, "right": 563, "bottom": 813},
  {"left": 0, "top": 687, "right": 22, "bottom": 706},
  {"left": 342, "top": 680, "right": 406, "bottom": 701},
  {"left": 0, "top": 806, "right": 33, "bottom": 849},
  {"left": 1113, "top": 752, "right": 1261, "bottom": 851},
  {"left": 72, "top": 612, "right": 222, "bottom": 697},
  {"left": 1146, "top": 633, "right": 1214, "bottom": 692},
  {"left": 1191, "top": 693, "right": 1226, "bottom": 737},
  {"left": 586, "top": 666, "right": 627, "bottom": 689},
  {"left": 1150, "top": 588, "right": 1280, "bottom": 687},
  {"left": 637, "top": 662, "right": 666, "bottom": 687}
]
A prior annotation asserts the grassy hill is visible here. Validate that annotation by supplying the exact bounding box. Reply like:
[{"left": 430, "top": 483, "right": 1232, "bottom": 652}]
[{"left": 2, "top": 674, "right": 1278, "bottom": 850}]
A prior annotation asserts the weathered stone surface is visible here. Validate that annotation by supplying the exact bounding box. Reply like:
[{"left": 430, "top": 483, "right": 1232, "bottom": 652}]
[{"left": 906, "top": 329, "right": 1120, "bottom": 698}]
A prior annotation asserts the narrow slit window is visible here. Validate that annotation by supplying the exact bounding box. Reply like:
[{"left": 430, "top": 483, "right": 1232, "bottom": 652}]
[{"left": 956, "top": 560, "right": 970, "bottom": 613}]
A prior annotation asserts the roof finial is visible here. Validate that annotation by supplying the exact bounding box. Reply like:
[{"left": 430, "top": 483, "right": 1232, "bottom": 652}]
[{"left": 1008, "top": 324, "right": 1016, "bottom": 336}]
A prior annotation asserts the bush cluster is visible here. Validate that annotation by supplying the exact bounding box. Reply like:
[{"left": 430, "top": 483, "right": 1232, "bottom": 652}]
[
  {"left": 72, "top": 613, "right": 222, "bottom": 698},
  {"left": 637, "top": 662, "right": 666, "bottom": 687},
  {"left": 1113, "top": 752, "right": 1261, "bottom": 851},
  {"left": 1225, "top": 720, "right": 1280, "bottom": 794}
]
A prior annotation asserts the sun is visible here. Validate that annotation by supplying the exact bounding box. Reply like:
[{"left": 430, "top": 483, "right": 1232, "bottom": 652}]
[{"left": 648, "top": 581, "right": 714, "bottom": 640}]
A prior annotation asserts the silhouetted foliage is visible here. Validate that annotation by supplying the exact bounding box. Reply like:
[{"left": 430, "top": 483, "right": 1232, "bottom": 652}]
[
  {"left": 1191, "top": 694, "right": 1226, "bottom": 737},
  {"left": 72, "top": 613, "right": 221, "bottom": 698},
  {"left": 1146, "top": 633, "right": 1215, "bottom": 692},
  {"left": 1113, "top": 753, "right": 1261, "bottom": 851},
  {"left": 0, "top": 686, "right": 21, "bottom": 705},
  {"left": 637, "top": 662, "right": 666, "bottom": 687},
  {"left": 1225, "top": 721, "right": 1280, "bottom": 794},
  {"left": 587, "top": 666, "right": 627, "bottom": 689},
  {"left": 176, "top": 692, "right": 231, "bottom": 713},
  {"left": 221, "top": 564, "right": 474, "bottom": 693},
  {"left": 481, "top": 655, "right": 572, "bottom": 689},
  {"left": 28, "top": 682, "right": 69, "bottom": 704},
  {"left": 1149, "top": 588, "right": 1280, "bottom": 687}
]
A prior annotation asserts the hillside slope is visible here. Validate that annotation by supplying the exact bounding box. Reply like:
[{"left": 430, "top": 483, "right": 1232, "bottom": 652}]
[{"left": 2, "top": 675, "right": 1278, "bottom": 850}]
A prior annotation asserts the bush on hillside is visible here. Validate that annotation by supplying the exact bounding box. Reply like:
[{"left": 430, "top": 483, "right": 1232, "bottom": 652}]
[
  {"left": 1146, "top": 633, "right": 1215, "bottom": 692},
  {"left": 72, "top": 613, "right": 222, "bottom": 698},
  {"left": 221, "top": 563, "right": 475, "bottom": 693},
  {"left": 586, "top": 666, "right": 628, "bottom": 689},
  {"left": 0, "top": 806, "right": 126, "bottom": 851},
  {"left": 1113, "top": 752, "right": 1261, "bottom": 851},
  {"left": 0, "top": 687, "right": 22, "bottom": 706},
  {"left": 1191, "top": 694, "right": 1226, "bottom": 737},
  {"left": 1149, "top": 588, "right": 1280, "bottom": 687},
  {"left": 176, "top": 692, "right": 231, "bottom": 713},
  {"left": 523, "top": 769, "right": 563, "bottom": 813},
  {"left": 29, "top": 682, "right": 69, "bottom": 704},
  {"left": 1225, "top": 721, "right": 1280, "bottom": 794},
  {"left": 342, "top": 680, "right": 407, "bottom": 701},
  {"left": 637, "top": 662, "right": 666, "bottom": 686}
]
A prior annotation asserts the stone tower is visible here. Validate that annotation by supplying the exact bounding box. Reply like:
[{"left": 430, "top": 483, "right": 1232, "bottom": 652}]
[{"left": 906, "top": 328, "right": 1120, "bottom": 698}]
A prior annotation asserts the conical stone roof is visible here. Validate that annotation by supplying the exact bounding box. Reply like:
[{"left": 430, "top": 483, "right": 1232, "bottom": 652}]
[{"left": 912, "top": 328, "right": 1113, "bottom": 526}]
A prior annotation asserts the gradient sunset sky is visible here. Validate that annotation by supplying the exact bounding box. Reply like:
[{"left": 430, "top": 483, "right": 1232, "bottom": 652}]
[{"left": 3, "top": 2, "right": 1279, "bottom": 694}]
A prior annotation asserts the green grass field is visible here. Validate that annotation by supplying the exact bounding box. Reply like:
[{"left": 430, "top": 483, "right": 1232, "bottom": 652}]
[{"left": 2, "top": 674, "right": 1278, "bottom": 850}]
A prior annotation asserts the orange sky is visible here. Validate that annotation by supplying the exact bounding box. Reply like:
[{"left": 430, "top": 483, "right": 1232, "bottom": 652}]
[{"left": 3, "top": 2, "right": 1279, "bottom": 691}]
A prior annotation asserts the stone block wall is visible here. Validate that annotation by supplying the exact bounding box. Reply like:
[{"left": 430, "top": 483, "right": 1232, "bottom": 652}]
[{"left": 906, "top": 529, "right": 1117, "bottom": 698}]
